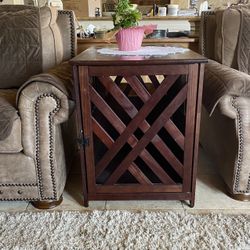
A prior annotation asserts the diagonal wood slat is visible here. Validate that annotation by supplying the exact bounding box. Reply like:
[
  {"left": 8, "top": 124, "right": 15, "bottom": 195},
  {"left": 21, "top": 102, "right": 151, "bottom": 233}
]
[
  {"left": 105, "top": 85, "right": 188, "bottom": 185},
  {"left": 114, "top": 76, "right": 132, "bottom": 95},
  {"left": 148, "top": 75, "right": 160, "bottom": 88},
  {"left": 92, "top": 118, "right": 152, "bottom": 185},
  {"left": 98, "top": 75, "right": 184, "bottom": 177},
  {"left": 92, "top": 117, "right": 114, "bottom": 149},
  {"left": 135, "top": 75, "right": 149, "bottom": 90},
  {"left": 127, "top": 165, "right": 152, "bottom": 185},
  {"left": 91, "top": 87, "right": 176, "bottom": 185},
  {"left": 125, "top": 75, "right": 185, "bottom": 150},
  {"left": 94, "top": 74, "right": 182, "bottom": 180}
]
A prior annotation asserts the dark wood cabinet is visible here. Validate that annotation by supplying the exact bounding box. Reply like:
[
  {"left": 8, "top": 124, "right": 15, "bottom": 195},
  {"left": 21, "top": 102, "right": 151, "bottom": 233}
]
[{"left": 70, "top": 46, "right": 207, "bottom": 207}]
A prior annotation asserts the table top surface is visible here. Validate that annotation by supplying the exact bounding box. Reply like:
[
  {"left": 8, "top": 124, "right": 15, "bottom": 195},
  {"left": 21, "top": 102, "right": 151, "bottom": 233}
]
[
  {"left": 77, "top": 37, "right": 199, "bottom": 44},
  {"left": 70, "top": 46, "right": 207, "bottom": 66}
]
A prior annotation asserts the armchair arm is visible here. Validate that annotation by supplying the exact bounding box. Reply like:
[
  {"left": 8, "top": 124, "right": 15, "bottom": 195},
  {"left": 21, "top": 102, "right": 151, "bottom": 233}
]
[
  {"left": 210, "top": 96, "right": 250, "bottom": 194},
  {"left": 202, "top": 59, "right": 250, "bottom": 194},
  {"left": 203, "top": 59, "right": 250, "bottom": 115},
  {"left": 17, "top": 68, "right": 74, "bottom": 200},
  {"left": 18, "top": 81, "right": 73, "bottom": 156}
]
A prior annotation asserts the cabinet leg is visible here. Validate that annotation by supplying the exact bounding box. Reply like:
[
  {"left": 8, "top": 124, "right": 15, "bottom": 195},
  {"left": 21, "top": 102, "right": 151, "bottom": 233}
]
[
  {"left": 83, "top": 197, "right": 89, "bottom": 207},
  {"left": 190, "top": 198, "right": 195, "bottom": 208}
]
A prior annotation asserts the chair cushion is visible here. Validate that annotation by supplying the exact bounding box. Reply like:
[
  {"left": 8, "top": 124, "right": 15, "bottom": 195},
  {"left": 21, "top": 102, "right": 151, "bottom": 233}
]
[
  {"left": 0, "top": 153, "right": 37, "bottom": 197},
  {"left": 0, "top": 90, "right": 22, "bottom": 153},
  {"left": 214, "top": 8, "right": 241, "bottom": 69}
]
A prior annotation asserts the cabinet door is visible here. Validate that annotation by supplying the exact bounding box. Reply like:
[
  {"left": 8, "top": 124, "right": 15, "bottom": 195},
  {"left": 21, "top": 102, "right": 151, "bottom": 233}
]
[{"left": 81, "top": 64, "right": 199, "bottom": 197}]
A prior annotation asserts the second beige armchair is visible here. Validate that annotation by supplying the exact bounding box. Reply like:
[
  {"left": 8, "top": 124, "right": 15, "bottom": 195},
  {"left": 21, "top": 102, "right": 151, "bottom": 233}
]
[{"left": 200, "top": 5, "right": 250, "bottom": 201}]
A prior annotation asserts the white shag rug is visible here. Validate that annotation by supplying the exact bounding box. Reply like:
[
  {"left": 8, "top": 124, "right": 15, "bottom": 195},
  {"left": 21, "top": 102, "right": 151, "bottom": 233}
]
[{"left": 0, "top": 210, "right": 249, "bottom": 249}]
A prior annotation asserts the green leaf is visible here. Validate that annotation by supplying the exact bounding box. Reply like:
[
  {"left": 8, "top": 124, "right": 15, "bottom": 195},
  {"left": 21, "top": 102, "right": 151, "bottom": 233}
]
[{"left": 112, "top": 0, "right": 142, "bottom": 29}]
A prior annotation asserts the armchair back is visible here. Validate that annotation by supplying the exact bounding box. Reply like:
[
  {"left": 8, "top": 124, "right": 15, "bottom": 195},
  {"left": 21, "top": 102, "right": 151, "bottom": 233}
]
[
  {"left": 200, "top": 9, "right": 241, "bottom": 69},
  {"left": 0, "top": 5, "right": 76, "bottom": 89}
]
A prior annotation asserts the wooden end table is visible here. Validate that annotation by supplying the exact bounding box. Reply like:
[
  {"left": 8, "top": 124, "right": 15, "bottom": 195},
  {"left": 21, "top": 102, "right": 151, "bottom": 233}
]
[{"left": 70, "top": 46, "right": 207, "bottom": 207}]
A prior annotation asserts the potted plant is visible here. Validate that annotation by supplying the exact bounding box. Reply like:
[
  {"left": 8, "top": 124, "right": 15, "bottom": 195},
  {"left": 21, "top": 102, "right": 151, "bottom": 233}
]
[
  {"left": 112, "top": 0, "right": 142, "bottom": 30},
  {"left": 111, "top": 0, "right": 154, "bottom": 51}
]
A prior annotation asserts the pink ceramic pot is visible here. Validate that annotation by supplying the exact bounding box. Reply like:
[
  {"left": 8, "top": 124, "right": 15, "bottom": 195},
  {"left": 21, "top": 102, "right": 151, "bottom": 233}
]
[{"left": 115, "top": 27, "right": 145, "bottom": 51}]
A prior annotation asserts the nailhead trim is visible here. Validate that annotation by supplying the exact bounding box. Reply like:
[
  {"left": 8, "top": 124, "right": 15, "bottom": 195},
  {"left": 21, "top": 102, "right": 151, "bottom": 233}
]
[
  {"left": 201, "top": 11, "right": 215, "bottom": 56},
  {"left": 35, "top": 93, "right": 61, "bottom": 201},
  {"left": 0, "top": 198, "right": 38, "bottom": 201},
  {"left": 58, "top": 10, "right": 76, "bottom": 58},
  {"left": 0, "top": 183, "right": 37, "bottom": 187},
  {"left": 231, "top": 97, "right": 250, "bottom": 193}
]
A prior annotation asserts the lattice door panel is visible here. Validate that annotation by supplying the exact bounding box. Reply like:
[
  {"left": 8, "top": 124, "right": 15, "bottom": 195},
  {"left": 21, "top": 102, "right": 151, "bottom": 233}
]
[{"left": 86, "top": 68, "right": 193, "bottom": 194}]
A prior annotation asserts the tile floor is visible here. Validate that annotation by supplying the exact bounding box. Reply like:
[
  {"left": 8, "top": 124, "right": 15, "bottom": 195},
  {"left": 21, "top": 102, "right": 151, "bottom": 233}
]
[{"left": 1, "top": 148, "right": 250, "bottom": 214}]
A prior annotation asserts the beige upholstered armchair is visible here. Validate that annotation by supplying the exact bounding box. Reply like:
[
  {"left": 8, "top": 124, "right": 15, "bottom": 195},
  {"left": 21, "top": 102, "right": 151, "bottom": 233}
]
[
  {"left": 200, "top": 5, "right": 250, "bottom": 201},
  {"left": 0, "top": 5, "right": 76, "bottom": 208}
]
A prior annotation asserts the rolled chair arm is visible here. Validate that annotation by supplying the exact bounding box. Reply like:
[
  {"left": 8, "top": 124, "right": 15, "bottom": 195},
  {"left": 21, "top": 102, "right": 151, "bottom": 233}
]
[
  {"left": 203, "top": 59, "right": 250, "bottom": 115},
  {"left": 201, "top": 59, "right": 250, "bottom": 196},
  {"left": 217, "top": 95, "right": 250, "bottom": 194},
  {"left": 17, "top": 80, "right": 74, "bottom": 200},
  {"left": 18, "top": 81, "right": 73, "bottom": 157}
]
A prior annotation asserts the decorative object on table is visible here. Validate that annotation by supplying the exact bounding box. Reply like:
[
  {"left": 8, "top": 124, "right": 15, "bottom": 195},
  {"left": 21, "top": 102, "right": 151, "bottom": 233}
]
[
  {"left": 153, "top": 1, "right": 158, "bottom": 16},
  {"left": 112, "top": 1, "right": 141, "bottom": 30},
  {"left": 112, "top": 0, "right": 142, "bottom": 50},
  {"left": 167, "top": 4, "right": 179, "bottom": 16},
  {"left": 108, "top": 0, "right": 156, "bottom": 51},
  {"left": 115, "top": 27, "right": 142, "bottom": 50},
  {"left": 158, "top": 6, "right": 167, "bottom": 16},
  {"left": 94, "top": 28, "right": 108, "bottom": 39},
  {"left": 97, "top": 46, "right": 188, "bottom": 56},
  {"left": 95, "top": 7, "right": 101, "bottom": 16},
  {"left": 146, "top": 29, "right": 168, "bottom": 39}
]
